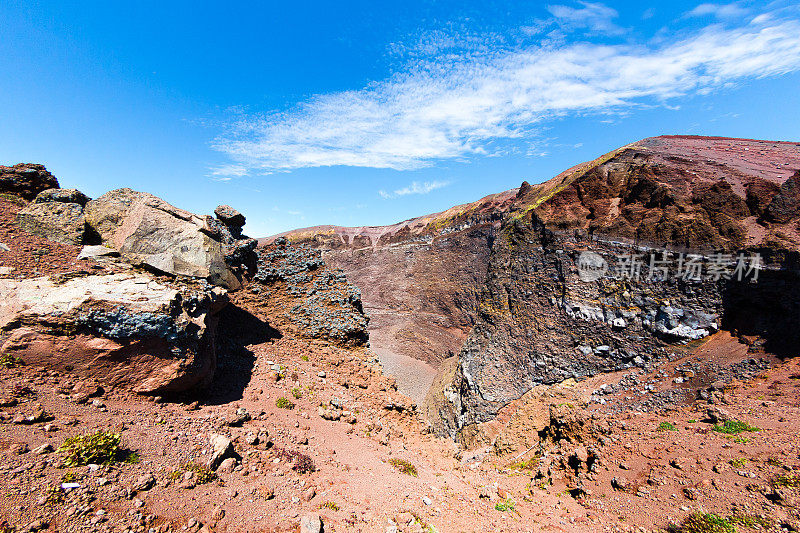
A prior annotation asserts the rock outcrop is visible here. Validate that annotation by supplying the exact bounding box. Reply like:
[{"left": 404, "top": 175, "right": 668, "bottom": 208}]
[
  {"left": 0, "top": 272, "right": 227, "bottom": 394},
  {"left": 247, "top": 237, "right": 369, "bottom": 346},
  {"left": 15, "top": 188, "right": 90, "bottom": 245},
  {"left": 0, "top": 164, "right": 59, "bottom": 200},
  {"left": 83, "top": 189, "right": 253, "bottom": 289}
]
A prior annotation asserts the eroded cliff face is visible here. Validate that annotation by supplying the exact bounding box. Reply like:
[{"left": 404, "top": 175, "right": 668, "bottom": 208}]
[
  {"left": 269, "top": 191, "right": 517, "bottom": 376},
  {"left": 274, "top": 136, "right": 800, "bottom": 440},
  {"left": 431, "top": 136, "right": 800, "bottom": 441}
]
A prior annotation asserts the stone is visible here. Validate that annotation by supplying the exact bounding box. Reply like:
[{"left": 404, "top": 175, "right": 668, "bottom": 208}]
[
  {"left": 706, "top": 406, "right": 733, "bottom": 424},
  {"left": 210, "top": 506, "right": 225, "bottom": 521},
  {"left": 217, "top": 457, "right": 237, "bottom": 474},
  {"left": 77, "top": 245, "right": 120, "bottom": 260},
  {"left": 299, "top": 514, "right": 322, "bottom": 533},
  {"left": 132, "top": 473, "right": 156, "bottom": 492},
  {"left": 214, "top": 205, "right": 246, "bottom": 228},
  {"left": 302, "top": 486, "right": 316, "bottom": 501},
  {"left": 15, "top": 201, "right": 87, "bottom": 245},
  {"left": 208, "top": 434, "right": 234, "bottom": 470},
  {"left": 0, "top": 164, "right": 59, "bottom": 200},
  {"left": 84, "top": 189, "right": 241, "bottom": 289},
  {"left": 32, "top": 443, "right": 53, "bottom": 455},
  {"left": 34, "top": 188, "right": 90, "bottom": 206},
  {"left": 0, "top": 273, "right": 226, "bottom": 394},
  {"left": 611, "top": 477, "right": 630, "bottom": 491}
]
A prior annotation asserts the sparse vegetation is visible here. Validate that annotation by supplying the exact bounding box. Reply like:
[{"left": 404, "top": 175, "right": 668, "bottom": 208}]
[
  {"left": 171, "top": 462, "right": 217, "bottom": 484},
  {"left": 291, "top": 387, "right": 302, "bottom": 399},
  {"left": 712, "top": 420, "right": 760, "bottom": 435},
  {"left": 276, "top": 396, "right": 295, "bottom": 409},
  {"left": 658, "top": 421, "right": 677, "bottom": 432},
  {"left": 495, "top": 498, "right": 516, "bottom": 512},
  {"left": 320, "top": 501, "right": 340, "bottom": 511},
  {"left": 57, "top": 431, "right": 134, "bottom": 467},
  {"left": 687, "top": 419, "right": 697, "bottom": 423},
  {"left": 0, "top": 353, "right": 23, "bottom": 368},
  {"left": 389, "top": 458, "right": 418, "bottom": 477},
  {"left": 671, "top": 512, "right": 736, "bottom": 533},
  {"left": 301, "top": 354, "right": 309, "bottom": 362},
  {"left": 507, "top": 455, "right": 540, "bottom": 471},
  {"left": 729, "top": 458, "right": 748, "bottom": 468},
  {"left": 61, "top": 471, "right": 80, "bottom": 482},
  {"left": 44, "top": 484, "right": 64, "bottom": 505},
  {"left": 730, "top": 514, "right": 772, "bottom": 529},
  {"left": 773, "top": 473, "right": 800, "bottom": 487}
]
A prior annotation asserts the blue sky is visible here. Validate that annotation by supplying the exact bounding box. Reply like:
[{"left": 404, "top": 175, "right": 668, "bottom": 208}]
[{"left": 2, "top": 1, "right": 799, "bottom": 237}]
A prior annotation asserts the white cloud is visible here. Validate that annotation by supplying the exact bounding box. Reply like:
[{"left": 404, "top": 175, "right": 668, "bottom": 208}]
[
  {"left": 379, "top": 180, "right": 451, "bottom": 199},
  {"left": 208, "top": 164, "right": 248, "bottom": 181},
  {"left": 687, "top": 3, "right": 749, "bottom": 19},
  {"left": 547, "top": 2, "right": 624, "bottom": 35},
  {"left": 213, "top": 11, "right": 800, "bottom": 172}
]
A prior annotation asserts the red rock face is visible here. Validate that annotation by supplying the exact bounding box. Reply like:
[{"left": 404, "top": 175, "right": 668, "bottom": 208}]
[{"left": 531, "top": 136, "right": 800, "bottom": 251}]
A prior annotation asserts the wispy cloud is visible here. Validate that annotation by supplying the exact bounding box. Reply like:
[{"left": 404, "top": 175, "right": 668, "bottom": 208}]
[
  {"left": 213, "top": 8, "right": 800, "bottom": 172},
  {"left": 686, "top": 3, "right": 749, "bottom": 19},
  {"left": 547, "top": 2, "right": 625, "bottom": 35},
  {"left": 208, "top": 164, "right": 248, "bottom": 181},
  {"left": 379, "top": 180, "right": 451, "bottom": 199}
]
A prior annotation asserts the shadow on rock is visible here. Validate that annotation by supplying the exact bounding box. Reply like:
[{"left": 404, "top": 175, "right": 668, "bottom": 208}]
[
  {"left": 721, "top": 261, "right": 800, "bottom": 359},
  {"left": 203, "top": 303, "right": 282, "bottom": 405}
]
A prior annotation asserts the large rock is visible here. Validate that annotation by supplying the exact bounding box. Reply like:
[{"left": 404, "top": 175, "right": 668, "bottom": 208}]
[
  {"left": 15, "top": 200, "right": 87, "bottom": 245},
  {"left": 84, "top": 189, "right": 241, "bottom": 289},
  {"left": 0, "top": 164, "right": 59, "bottom": 200},
  {"left": 34, "top": 188, "right": 90, "bottom": 206},
  {"left": 0, "top": 272, "right": 227, "bottom": 394}
]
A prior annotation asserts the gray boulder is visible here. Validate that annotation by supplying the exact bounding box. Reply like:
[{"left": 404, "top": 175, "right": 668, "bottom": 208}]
[
  {"left": 84, "top": 189, "right": 241, "bottom": 289},
  {"left": 15, "top": 201, "right": 87, "bottom": 245},
  {"left": 34, "top": 188, "right": 90, "bottom": 206}
]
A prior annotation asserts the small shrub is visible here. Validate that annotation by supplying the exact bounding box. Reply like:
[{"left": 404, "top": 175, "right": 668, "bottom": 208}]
[
  {"left": 320, "top": 501, "right": 340, "bottom": 511},
  {"left": 774, "top": 473, "right": 800, "bottom": 487},
  {"left": 658, "top": 422, "right": 677, "bottom": 432},
  {"left": 731, "top": 514, "right": 772, "bottom": 528},
  {"left": 729, "top": 458, "right": 748, "bottom": 468},
  {"left": 495, "top": 498, "right": 516, "bottom": 512},
  {"left": 291, "top": 387, "right": 302, "bottom": 399},
  {"left": 58, "top": 431, "right": 131, "bottom": 467},
  {"left": 389, "top": 458, "right": 418, "bottom": 477},
  {"left": 44, "top": 484, "right": 64, "bottom": 504},
  {"left": 0, "top": 353, "right": 23, "bottom": 368},
  {"left": 301, "top": 355, "right": 309, "bottom": 362},
  {"left": 687, "top": 419, "right": 697, "bottom": 424},
  {"left": 508, "top": 455, "right": 539, "bottom": 471},
  {"left": 61, "top": 471, "right": 81, "bottom": 482},
  {"left": 712, "top": 420, "right": 759, "bottom": 435},
  {"left": 171, "top": 462, "right": 217, "bottom": 484},
  {"left": 673, "top": 512, "right": 735, "bottom": 533},
  {"left": 276, "top": 397, "right": 295, "bottom": 409}
]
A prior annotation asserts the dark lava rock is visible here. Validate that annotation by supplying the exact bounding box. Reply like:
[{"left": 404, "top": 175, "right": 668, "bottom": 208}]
[{"left": 0, "top": 163, "right": 60, "bottom": 200}]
